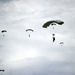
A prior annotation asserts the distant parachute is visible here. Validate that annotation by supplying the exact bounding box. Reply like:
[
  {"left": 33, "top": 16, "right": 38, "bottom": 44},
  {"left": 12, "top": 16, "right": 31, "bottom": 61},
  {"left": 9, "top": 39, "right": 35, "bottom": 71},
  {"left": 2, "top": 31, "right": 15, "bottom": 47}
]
[
  {"left": 1, "top": 30, "right": 7, "bottom": 36},
  {"left": 42, "top": 20, "right": 64, "bottom": 29},
  {"left": 60, "top": 42, "right": 64, "bottom": 46},
  {"left": 0, "top": 69, "right": 5, "bottom": 72},
  {"left": 26, "top": 29, "right": 34, "bottom": 37},
  {"left": 1, "top": 30, "right": 7, "bottom": 33},
  {"left": 26, "top": 29, "right": 33, "bottom": 32}
]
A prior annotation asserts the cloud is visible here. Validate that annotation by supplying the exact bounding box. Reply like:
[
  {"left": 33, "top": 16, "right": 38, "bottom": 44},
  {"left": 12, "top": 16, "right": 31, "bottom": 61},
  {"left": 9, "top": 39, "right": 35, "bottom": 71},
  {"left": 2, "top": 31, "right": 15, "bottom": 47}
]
[
  {"left": 0, "top": 0, "right": 75, "bottom": 75},
  {"left": 0, "top": 0, "right": 12, "bottom": 3},
  {"left": 3, "top": 56, "right": 75, "bottom": 75}
]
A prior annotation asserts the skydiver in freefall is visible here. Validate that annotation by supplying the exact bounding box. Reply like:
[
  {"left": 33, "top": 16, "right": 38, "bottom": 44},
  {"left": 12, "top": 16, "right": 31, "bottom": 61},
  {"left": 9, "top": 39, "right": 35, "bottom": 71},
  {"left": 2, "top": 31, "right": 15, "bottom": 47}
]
[{"left": 52, "top": 34, "right": 55, "bottom": 42}]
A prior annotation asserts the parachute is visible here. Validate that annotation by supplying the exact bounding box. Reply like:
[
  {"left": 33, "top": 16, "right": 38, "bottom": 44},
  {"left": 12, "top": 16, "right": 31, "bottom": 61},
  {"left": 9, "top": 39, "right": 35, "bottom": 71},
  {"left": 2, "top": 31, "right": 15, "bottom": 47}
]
[
  {"left": 1, "top": 30, "right": 7, "bottom": 33},
  {"left": 42, "top": 20, "right": 64, "bottom": 28},
  {"left": 1, "top": 30, "right": 7, "bottom": 36},
  {"left": 60, "top": 42, "right": 64, "bottom": 46},
  {"left": 26, "top": 29, "right": 33, "bottom": 32},
  {"left": 26, "top": 29, "right": 34, "bottom": 37},
  {"left": 0, "top": 69, "right": 5, "bottom": 72},
  {"left": 42, "top": 20, "right": 64, "bottom": 42}
]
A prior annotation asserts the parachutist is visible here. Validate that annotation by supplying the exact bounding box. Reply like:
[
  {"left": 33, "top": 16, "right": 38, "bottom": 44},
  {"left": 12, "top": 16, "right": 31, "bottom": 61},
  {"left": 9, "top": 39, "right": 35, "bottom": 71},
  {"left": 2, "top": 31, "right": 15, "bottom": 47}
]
[
  {"left": 1, "top": 30, "right": 7, "bottom": 37},
  {"left": 60, "top": 42, "right": 64, "bottom": 46},
  {"left": 26, "top": 29, "right": 33, "bottom": 37},
  {"left": 29, "top": 34, "right": 30, "bottom": 37},
  {"left": 42, "top": 20, "right": 64, "bottom": 43},
  {"left": 53, "top": 37, "right": 55, "bottom": 42},
  {"left": 52, "top": 34, "right": 55, "bottom": 42}
]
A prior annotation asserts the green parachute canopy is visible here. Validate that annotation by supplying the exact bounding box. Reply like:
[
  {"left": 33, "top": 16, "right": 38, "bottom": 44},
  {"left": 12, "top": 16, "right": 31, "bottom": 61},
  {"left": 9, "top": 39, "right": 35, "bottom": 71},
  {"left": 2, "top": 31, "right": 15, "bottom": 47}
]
[{"left": 42, "top": 20, "right": 64, "bottom": 28}]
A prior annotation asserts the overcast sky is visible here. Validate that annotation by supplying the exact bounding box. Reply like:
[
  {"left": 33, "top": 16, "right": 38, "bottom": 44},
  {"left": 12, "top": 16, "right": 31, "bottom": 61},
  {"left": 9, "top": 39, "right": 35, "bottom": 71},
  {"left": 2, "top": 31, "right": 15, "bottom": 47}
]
[{"left": 0, "top": 0, "right": 75, "bottom": 75}]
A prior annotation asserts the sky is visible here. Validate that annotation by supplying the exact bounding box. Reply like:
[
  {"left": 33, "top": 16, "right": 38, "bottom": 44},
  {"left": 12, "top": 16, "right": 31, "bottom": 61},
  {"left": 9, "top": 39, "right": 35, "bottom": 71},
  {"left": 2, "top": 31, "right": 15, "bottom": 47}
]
[{"left": 0, "top": 0, "right": 75, "bottom": 75}]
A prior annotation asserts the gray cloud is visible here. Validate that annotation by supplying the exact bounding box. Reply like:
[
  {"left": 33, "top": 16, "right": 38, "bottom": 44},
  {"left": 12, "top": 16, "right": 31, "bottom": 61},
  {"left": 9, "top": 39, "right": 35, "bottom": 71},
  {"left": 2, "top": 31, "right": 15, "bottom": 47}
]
[
  {"left": 3, "top": 56, "right": 75, "bottom": 75},
  {"left": 0, "top": 0, "right": 12, "bottom": 3},
  {"left": 0, "top": 0, "right": 75, "bottom": 75}
]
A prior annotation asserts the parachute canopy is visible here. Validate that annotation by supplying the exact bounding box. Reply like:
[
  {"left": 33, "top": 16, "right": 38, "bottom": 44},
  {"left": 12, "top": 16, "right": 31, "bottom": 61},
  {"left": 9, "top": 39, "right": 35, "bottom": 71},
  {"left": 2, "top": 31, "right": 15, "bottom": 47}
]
[
  {"left": 1, "top": 30, "right": 7, "bottom": 33},
  {"left": 42, "top": 20, "right": 64, "bottom": 28},
  {"left": 0, "top": 69, "right": 5, "bottom": 72},
  {"left": 60, "top": 42, "right": 64, "bottom": 46},
  {"left": 60, "top": 42, "right": 64, "bottom": 44},
  {"left": 26, "top": 29, "right": 34, "bottom": 32}
]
